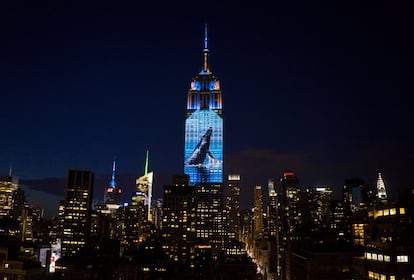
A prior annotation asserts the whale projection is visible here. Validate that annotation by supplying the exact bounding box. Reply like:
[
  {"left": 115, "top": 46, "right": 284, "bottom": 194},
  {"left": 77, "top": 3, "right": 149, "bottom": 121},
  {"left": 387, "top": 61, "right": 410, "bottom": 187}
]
[{"left": 185, "top": 127, "right": 215, "bottom": 166}]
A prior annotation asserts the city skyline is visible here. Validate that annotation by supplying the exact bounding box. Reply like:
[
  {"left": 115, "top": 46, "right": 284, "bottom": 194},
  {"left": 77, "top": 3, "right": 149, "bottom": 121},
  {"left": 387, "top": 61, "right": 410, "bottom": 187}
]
[{"left": 1, "top": 4, "right": 413, "bottom": 217}]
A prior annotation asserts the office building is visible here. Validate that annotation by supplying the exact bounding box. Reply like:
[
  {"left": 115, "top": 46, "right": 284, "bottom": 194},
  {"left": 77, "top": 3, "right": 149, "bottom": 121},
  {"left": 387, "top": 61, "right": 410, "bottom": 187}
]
[
  {"left": 267, "top": 179, "right": 278, "bottom": 238},
  {"left": 226, "top": 174, "right": 241, "bottom": 241},
  {"left": 183, "top": 25, "right": 225, "bottom": 250},
  {"left": 61, "top": 169, "right": 94, "bottom": 257},
  {"left": 253, "top": 185, "right": 264, "bottom": 240},
  {"left": 161, "top": 174, "right": 196, "bottom": 265},
  {"left": 0, "top": 174, "right": 19, "bottom": 218}
]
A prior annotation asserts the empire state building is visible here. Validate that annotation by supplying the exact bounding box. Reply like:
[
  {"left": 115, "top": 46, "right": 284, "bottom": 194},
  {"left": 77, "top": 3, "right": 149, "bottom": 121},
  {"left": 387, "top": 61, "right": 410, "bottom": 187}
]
[
  {"left": 184, "top": 25, "right": 225, "bottom": 248},
  {"left": 184, "top": 25, "right": 223, "bottom": 186}
]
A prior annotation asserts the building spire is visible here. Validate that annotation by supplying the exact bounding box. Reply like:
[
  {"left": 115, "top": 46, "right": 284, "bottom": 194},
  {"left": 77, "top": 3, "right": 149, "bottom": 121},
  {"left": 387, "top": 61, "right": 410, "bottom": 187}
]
[
  {"left": 202, "top": 24, "right": 210, "bottom": 73},
  {"left": 204, "top": 23, "right": 208, "bottom": 49},
  {"left": 8, "top": 162, "right": 13, "bottom": 177},
  {"left": 376, "top": 172, "right": 387, "bottom": 203},
  {"left": 109, "top": 157, "right": 116, "bottom": 188},
  {"left": 144, "top": 150, "right": 149, "bottom": 175}
]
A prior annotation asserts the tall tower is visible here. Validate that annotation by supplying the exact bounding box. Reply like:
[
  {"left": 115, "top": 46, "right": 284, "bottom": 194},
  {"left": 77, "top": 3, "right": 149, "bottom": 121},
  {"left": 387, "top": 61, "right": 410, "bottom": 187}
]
[
  {"left": 226, "top": 174, "right": 241, "bottom": 240},
  {"left": 0, "top": 174, "right": 18, "bottom": 218},
  {"left": 278, "top": 170, "right": 301, "bottom": 280},
  {"left": 104, "top": 157, "right": 122, "bottom": 208},
  {"left": 184, "top": 25, "right": 225, "bottom": 250},
  {"left": 376, "top": 172, "right": 387, "bottom": 204},
  {"left": 267, "top": 179, "right": 278, "bottom": 238},
  {"left": 136, "top": 150, "right": 153, "bottom": 222},
  {"left": 62, "top": 169, "right": 94, "bottom": 257},
  {"left": 253, "top": 185, "right": 264, "bottom": 240},
  {"left": 184, "top": 24, "right": 223, "bottom": 185}
]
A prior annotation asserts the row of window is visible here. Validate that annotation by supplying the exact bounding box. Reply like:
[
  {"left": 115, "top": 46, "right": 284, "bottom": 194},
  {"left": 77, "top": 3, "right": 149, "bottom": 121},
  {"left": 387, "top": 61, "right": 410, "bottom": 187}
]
[{"left": 365, "top": 252, "right": 409, "bottom": 263}]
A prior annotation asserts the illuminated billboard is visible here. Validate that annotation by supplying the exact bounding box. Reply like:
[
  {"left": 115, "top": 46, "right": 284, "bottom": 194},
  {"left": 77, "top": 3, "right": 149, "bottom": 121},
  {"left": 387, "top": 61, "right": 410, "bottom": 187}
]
[{"left": 184, "top": 109, "right": 223, "bottom": 185}]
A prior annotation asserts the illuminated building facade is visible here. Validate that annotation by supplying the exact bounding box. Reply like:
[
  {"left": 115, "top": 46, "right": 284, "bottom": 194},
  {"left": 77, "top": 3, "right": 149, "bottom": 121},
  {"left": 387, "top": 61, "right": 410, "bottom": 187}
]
[
  {"left": 267, "top": 179, "right": 278, "bottom": 238},
  {"left": 364, "top": 204, "right": 413, "bottom": 279},
  {"left": 104, "top": 158, "right": 122, "bottom": 208},
  {"left": 184, "top": 26, "right": 225, "bottom": 250},
  {"left": 162, "top": 175, "right": 196, "bottom": 265},
  {"left": 278, "top": 170, "right": 301, "bottom": 280},
  {"left": 61, "top": 169, "right": 94, "bottom": 257},
  {"left": 253, "top": 185, "right": 264, "bottom": 240},
  {"left": 184, "top": 25, "right": 223, "bottom": 185},
  {"left": 226, "top": 174, "right": 241, "bottom": 241},
  {"left": 0, "top": 175, "right": 19, "bottom": 218},
  {"left": 343, "top": 178, "right": 373, "bottom": 246},
  {"left": 136, "top": 150, "right": 153, "bottom": 222},
  {"left": 306, "top": 187, "right": 333, "bottom": 232},
  {"left": 376, "top": 172, "right": 387, "bottom": 204}
]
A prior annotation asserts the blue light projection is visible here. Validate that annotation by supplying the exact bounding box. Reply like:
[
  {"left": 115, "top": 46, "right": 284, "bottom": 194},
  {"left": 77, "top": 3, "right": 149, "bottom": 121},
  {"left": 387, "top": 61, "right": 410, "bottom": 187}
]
[{"left": 184, "top": 109, "right": 223, "bottom": 185}]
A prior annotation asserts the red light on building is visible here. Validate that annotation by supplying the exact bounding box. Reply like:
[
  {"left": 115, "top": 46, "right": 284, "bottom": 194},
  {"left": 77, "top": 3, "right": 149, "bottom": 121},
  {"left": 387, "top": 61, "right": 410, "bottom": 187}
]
[
  {"left": 117, "top": 188, "right": 122, "bottom": 194},
  {"left": 283, "top": 171, "right": 295, "bottom": 177},
  {"left": 106, "top": 187, "right": 114, "bottom": 193}
]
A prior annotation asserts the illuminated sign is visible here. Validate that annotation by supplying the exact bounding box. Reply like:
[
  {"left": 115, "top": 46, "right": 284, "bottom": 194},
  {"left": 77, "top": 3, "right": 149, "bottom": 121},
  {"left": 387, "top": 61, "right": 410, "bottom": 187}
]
[{"left": 184, "top": 109, "right": 223, "bottom": 185}]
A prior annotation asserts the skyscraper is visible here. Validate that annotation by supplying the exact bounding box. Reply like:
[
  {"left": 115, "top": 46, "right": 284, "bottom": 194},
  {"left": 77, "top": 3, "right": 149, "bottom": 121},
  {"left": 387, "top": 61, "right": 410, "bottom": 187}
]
[
  {"left": 184, "top": 25, "right": 225, "bottom": 250},
  {"left": 104, "top": 158, "right": 122, "bottom": 208},
  {"left": 61, "top": 169, "right": 94, "bottom": 257},
  {"left": 376, "top": 172, "right": 387, "bottom": 204},
  {"left": 253, "top": 185, "right": 264, "bottom": 240},
  {"left": 135, "top": 150, "right": 153, "bottom": 222},
  {"left": 184, "top": 24, "right": 223, "bottom": 185},
  {"left": 0, "top": 174, "right": 18, "bottom": 218},
  {"left": 226, "top": 174, "right": 241, "bottom": 241},
  {"left": 278, "top": 170, "right": 301, "bottom": 280}
]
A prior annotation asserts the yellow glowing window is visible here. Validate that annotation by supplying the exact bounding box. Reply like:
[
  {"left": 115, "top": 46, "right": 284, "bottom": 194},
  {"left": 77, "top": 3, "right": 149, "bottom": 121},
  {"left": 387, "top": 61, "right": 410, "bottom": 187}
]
[
  {"left": 377, "top": 210, "right": 383, "bottom": 216},
  {"left": 390, "top": 208, "right": 396, "bottom": 215},
  {"left": 397, "top": 255, "right": 408, "bottom": 262},
  {"left": 383, "top": 209, "right": 389, "bottom": 216},
  {"left": 400, "top": 208, "right": 405, "bottom": 214}
]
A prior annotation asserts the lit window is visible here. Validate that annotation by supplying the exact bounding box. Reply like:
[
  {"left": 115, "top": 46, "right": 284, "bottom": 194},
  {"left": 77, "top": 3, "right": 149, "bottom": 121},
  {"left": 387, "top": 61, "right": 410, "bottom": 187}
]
[
  {"left": 390, "top": 208, "right": 396, "bottom": 215},
  {"left": 384, "top": 255, "right": 391, "bottom": 262},
  {"left": 397, "top": 255, "right": 408, "bottom": 263},
  {"left": 400, "top": 208, "right": 405, "bottom": 215}
]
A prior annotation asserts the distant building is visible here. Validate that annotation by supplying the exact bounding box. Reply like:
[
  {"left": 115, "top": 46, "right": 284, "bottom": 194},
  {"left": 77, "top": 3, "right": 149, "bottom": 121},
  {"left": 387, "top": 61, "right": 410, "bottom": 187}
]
[
  {"left": 226, "top": 174, "right": 241, "bottom": 241},
  {"left": 183, "top": 25, "right": 225, "bottom": 252},
  {"left": 161, "top": 174, "right": 196, "bottom": 265},
  {"left": 267, "top": 179, "right": 278, "bottom": 238},
  {"left": 343, "top": 178, "right": 373, "bottom": 246},
  {"left": 307, "top": 187, "right": 332, "bottom": 232},
  {"left": 253, "top": 185, "right": 264, "bottom": 240},
  {"left": 104, "top": 158, "right": 122, "bottom": 208},
  {"left": 61, "top": 169, "right": 94, "bottom": 257},
  {"left": 376, "top": 172, "right": 387, "bottom": 205},
  {"left": 0, "top": 175, "right": 19, "bottom": 218},
  {"left": 278, "top": 170, "right": 301, "bottom": 280}
]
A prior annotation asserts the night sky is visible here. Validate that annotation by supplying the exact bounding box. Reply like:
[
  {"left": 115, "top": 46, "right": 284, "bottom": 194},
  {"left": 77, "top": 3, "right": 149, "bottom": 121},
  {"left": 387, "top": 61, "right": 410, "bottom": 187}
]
[{"left": 1, "top": 3, "right": 413, "bottom": 217}]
